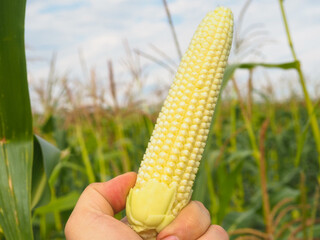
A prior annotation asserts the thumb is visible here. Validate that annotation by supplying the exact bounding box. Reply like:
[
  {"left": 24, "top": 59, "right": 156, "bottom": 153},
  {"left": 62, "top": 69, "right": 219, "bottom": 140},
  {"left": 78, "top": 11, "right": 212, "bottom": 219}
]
[{"left": 75, "top": 172, "right": 137, "bottom": 216}]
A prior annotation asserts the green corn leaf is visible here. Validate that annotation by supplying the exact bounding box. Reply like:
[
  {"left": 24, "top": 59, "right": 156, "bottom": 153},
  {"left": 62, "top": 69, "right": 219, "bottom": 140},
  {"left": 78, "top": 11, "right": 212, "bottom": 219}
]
[
  {"left": 224, "top": 208, "right": 261, "bottom": 232},
  {"left": 192, "top": 157, "right": 208, "bottom": 203},
  {"left": 31, "top": 136, "right": 61, "bottom": 209},
  {"left": 0, "top": 0, "right": 33, "bottom": 239},
  {"left": 49, "top": 161, "right": 86, "bottom": 187},
  {"left": 34, "top": 192, "right": 80, "bottom": 216},
  {"left": 216, "top": 160, "right": 244, "bottom": 224},
  {"left": 222, "top": 61, "right": 300, "bottom": 90}
]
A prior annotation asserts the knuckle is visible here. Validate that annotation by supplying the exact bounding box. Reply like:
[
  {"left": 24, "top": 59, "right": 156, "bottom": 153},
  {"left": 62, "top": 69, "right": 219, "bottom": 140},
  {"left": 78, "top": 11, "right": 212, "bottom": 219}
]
[
  {"left": 84, "top": 183, "right": 100, "bottom": 194},
  {"left": 183, "top": 201, "right": 211, "bottom": 232},
  {"left": 86, "top": 182, "right": 98, "bottom": 190},
  {"left": 193, "top": 201, "right": 210, "bottom": 218},
  {"left": 192, "top": 200, "right": 205, "bottom": 211},
  {"left": 211, "top": 225, "right": 229, "bottom": 240}
]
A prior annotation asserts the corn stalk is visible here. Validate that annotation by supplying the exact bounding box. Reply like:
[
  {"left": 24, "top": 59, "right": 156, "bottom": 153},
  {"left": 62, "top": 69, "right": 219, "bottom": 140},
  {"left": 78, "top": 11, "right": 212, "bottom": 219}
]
[
  {"left": 279, "top": 0, "right": 320, "bottom": 170},
  {"left": 0, "top": 0, "right": 34, "bottom": 239}
]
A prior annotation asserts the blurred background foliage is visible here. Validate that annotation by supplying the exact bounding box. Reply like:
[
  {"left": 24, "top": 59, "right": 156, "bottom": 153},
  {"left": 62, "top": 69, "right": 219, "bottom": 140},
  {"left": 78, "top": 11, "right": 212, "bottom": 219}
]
[{"left": 1, "top": 0, "right": 320, "bottom": 239}]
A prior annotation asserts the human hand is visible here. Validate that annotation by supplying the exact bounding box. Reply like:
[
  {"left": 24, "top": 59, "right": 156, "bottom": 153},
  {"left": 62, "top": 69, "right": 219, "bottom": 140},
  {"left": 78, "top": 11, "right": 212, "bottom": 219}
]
[{"left": 65, "top": 172, "right": 229, "bottom": 240}]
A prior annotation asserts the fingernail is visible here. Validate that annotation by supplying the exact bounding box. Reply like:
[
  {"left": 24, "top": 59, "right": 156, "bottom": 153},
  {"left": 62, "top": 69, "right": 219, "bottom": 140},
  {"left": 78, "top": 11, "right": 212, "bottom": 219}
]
[{"left": 161, "top": 236, "right": 179, "bottom": 240}]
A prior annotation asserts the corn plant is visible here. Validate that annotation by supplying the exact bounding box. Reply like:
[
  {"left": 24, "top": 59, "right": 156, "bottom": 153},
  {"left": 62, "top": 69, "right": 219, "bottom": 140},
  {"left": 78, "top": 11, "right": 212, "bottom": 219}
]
[
  {"left": 0, "top": 0, "right": 33, "bottom": 238},
  {"left": 0, "top": 0, "right": 61, "bottom": 239}
]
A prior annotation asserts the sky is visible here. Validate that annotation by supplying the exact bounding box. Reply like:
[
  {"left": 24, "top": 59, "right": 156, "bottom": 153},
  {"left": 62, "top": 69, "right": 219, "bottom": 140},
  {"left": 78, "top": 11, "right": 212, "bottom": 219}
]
[{"left": 25, "top": 0, "right": 320, "bottom": 104}]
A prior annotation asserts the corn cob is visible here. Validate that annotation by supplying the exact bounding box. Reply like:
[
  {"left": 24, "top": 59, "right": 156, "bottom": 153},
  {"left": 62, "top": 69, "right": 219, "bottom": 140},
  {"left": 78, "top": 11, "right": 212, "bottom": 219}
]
[{"left": 126, "top": 6, "right": 233, "bottom": 239}]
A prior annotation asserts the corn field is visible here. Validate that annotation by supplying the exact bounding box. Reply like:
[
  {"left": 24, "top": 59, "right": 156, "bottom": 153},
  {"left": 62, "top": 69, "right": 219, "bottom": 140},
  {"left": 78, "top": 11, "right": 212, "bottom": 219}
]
[{"left": 0, "top": 0, "right": 319, "bottom": 239}]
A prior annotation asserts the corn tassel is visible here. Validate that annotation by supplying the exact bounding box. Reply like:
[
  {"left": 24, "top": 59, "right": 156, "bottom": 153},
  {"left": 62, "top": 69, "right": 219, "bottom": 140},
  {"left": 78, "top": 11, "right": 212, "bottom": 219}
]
[{"left": 126, "top": 6, "right": 233, "bottom": 239}]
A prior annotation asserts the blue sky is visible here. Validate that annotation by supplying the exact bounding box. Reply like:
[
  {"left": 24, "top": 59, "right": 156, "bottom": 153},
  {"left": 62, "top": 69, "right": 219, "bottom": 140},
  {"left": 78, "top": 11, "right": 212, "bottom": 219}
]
[{"left": 25, "top": 0, "right": 320, "bottom": 102}]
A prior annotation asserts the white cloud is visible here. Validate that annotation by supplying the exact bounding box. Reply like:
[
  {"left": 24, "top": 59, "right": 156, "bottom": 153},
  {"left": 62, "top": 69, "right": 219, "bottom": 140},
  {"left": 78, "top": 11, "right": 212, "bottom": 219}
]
[{"left": 25, "top": 0, "right": 320, "bottom": 103}]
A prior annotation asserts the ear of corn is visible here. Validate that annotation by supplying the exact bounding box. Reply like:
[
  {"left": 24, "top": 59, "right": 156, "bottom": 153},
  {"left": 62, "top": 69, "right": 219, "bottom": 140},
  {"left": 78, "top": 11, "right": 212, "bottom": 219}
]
[{"left": 126, "top": 6, "right": 233, "bottom": 239}]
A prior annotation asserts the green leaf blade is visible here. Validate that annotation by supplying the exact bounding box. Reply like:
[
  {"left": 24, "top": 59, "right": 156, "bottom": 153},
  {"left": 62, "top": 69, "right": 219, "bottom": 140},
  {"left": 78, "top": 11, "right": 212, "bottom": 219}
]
[
  {"left": 0, "top": 0, "right": 34, "bottom": 239},
  {"left": 0, "top": 141, "right": 33, "bottom": 239},
  {"left": 0, "top": 0, "right": 32, "bottom": 140}
]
